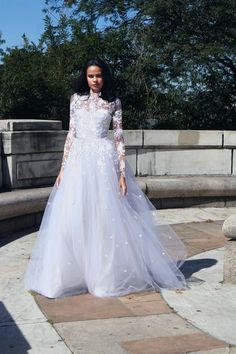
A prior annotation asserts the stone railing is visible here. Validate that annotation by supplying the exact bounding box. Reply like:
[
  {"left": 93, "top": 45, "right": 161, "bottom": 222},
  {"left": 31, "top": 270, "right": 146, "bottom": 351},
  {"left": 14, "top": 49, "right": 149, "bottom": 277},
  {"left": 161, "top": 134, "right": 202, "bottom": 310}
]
[{"left": 0, "top": 120, "right": 236, "bottom": 190}]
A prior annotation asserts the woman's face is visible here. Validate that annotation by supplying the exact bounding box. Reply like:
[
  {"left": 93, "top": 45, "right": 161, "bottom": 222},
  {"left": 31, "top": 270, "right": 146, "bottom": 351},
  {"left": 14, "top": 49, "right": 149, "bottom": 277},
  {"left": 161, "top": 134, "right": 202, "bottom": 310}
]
[{"left": 86, "top": 65, "right": 104, "bottom": 93}]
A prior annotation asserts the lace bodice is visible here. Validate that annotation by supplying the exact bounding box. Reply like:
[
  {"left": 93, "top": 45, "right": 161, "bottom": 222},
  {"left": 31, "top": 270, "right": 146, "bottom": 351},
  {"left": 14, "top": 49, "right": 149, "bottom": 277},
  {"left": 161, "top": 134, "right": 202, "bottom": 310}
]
[{"left": 60, "top": 90, "right": 126, "bottom": 177}]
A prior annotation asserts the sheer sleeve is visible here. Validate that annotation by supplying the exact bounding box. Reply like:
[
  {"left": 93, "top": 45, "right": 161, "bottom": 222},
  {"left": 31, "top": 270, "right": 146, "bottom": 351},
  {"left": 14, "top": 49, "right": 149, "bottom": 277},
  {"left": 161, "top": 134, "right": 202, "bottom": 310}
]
[
  {"left": 60, "top": 94, "right": 76, "bottom": 170},
  {"left": 112, "top": 98, "right": 126, "bottom": 178}
]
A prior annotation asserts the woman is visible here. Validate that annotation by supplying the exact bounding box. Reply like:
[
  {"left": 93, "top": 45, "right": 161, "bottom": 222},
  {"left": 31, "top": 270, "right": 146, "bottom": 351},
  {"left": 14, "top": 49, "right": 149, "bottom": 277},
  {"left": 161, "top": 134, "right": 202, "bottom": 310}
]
[{"left": 24, "top": 58, "right": 187, "bottom": 298}]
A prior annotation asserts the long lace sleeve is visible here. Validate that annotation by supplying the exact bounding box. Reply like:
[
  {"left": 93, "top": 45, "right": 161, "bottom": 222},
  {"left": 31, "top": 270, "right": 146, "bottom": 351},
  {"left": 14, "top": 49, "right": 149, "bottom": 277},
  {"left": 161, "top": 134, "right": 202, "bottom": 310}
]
[
  {"left": 60, "top": 94, "right": 76, "bottom": 170},
  {"left": 112, "top": 98, "right": 126, "bottom": 178}
]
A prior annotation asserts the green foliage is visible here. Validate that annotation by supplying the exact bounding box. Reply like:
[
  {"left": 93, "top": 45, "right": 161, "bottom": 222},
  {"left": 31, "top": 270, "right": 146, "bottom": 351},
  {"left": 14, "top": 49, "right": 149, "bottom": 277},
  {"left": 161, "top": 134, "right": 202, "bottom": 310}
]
[
  {"left": 0, "top": 32, "right": 5, "bottom": 58},
  {"left": 0, "top": 0, "right": 235, "bottom": 129}
]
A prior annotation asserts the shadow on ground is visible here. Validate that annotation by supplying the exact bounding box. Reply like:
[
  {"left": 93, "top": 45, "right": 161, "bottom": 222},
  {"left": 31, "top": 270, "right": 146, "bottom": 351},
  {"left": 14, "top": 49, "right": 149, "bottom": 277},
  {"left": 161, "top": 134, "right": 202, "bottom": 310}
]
[
  {"left": 0, "top": 226, "right": 38, "bottom": 248},
  {"left": 0, "top": 301, "right": 31, "bottom": 354},
  {"left": 180, "top": 258, "right": 217, "bottom": 280}
]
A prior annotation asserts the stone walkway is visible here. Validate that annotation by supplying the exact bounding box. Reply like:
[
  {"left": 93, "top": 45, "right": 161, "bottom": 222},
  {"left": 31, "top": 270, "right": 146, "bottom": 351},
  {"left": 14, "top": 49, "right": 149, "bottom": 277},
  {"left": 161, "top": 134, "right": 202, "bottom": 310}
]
[{"left": 1, "top": 207, "right": 236, "bottom": 353}]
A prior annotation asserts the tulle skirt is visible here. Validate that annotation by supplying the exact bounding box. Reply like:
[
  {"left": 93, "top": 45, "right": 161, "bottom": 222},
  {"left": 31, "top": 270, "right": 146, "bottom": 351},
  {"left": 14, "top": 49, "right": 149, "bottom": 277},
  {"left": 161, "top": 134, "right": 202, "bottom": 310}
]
[{"left": 24, "top": 136, "right": 187, "bottom": 298}]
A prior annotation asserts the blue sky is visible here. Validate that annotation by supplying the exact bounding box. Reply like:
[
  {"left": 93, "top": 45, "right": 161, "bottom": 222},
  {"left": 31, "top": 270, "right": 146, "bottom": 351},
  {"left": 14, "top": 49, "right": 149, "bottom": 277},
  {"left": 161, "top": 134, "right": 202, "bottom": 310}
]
[{"left": 0, "top": 0, "right": 46, "bottom": 50}]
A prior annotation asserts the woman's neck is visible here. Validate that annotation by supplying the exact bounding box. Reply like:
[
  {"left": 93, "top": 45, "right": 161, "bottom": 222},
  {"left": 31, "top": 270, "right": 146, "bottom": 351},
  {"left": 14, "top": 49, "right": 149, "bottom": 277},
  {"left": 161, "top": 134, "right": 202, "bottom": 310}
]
[{"left": 89, "top": 88, "right": 101, "bottom": 97}]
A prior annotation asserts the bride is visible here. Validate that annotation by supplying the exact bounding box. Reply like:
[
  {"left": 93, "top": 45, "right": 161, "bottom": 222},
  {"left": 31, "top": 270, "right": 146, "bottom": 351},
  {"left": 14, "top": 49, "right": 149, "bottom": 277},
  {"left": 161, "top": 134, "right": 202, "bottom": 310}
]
[{"left": 24, "top": 58, "right": 187, "bottom": 298}]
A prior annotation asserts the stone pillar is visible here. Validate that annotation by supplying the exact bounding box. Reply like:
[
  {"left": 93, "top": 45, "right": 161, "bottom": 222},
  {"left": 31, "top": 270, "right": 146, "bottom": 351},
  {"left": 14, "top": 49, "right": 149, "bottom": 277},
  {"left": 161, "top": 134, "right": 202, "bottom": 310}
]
[
  {"left": 222, "top": 214, "right": 236, "bottom": 284},
  {"left": 0, "top": 119, "right": 65, "bottom": 189}
]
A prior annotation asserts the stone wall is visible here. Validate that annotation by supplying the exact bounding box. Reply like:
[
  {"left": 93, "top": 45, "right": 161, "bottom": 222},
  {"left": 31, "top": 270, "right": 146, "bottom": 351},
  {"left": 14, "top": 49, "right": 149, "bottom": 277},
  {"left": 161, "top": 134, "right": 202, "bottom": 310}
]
[
  {"left": 123, "top": 130, "right": 235, "bottom": 176},
  {"left": 0, "top": 120, "right": 236, "bottom": 190},
  {"left": 0, "top": 120, "right": 64, "bottom": 189}
]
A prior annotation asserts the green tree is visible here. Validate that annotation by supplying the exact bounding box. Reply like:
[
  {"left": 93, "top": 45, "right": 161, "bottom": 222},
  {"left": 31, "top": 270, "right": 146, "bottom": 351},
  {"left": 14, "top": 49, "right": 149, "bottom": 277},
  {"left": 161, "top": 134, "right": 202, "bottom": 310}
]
[
  {"left": 0, "top": 1, "right": 235, "bottom": 129},
  {"left": 0, "top": 20, "right": 73, "bottom": 126},
  {"left": 0, "top": 32, "right": 5, "bottom": 57},
  {"left": 45, "top": 0, "right": 236, "bottom": 129}
]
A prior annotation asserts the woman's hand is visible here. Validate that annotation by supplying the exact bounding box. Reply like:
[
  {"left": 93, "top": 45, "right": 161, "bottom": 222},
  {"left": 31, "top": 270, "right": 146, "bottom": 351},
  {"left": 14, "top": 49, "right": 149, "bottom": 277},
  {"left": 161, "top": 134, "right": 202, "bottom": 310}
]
[
  {"left": 118, "top": 175, "right": 128, "bottom": 196},
  {"left": 55, "top": 168, "right": 64, "bottom": 187}
]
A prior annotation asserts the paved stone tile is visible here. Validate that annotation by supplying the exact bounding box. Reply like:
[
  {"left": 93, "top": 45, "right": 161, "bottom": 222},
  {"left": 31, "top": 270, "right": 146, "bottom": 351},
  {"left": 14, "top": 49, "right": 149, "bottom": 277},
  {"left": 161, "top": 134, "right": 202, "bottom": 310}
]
[
  {"left": 177, "top": 231, "right": 223, "bottom": 243},
  {"left": 0, "top": 322, "right": 71, "bottom": 354},
  {"left": 172, "top": 221, "right": 225, "bottom": 257},
  {"left": 189, "top": 220, "right": 224, "bottom": 235},
  {"left": 119, "top": 291, "right": 172, "bottom": 315},
  {"left": 34, "top": 222, "right": 226, "bottom": 324},
  {"left": 156, "top": 207, "right": 236, "bottom": 225},
  {"left": 189, "top": 349, "right": 231, "bottom": 354},
  {"left": 122, "top": 300, "right": 172, "bottom": 316},
  {"left": 0, "top": 233, "right": 46, "bottom": 325},
  {"left": 186, "top": 238, "right": 223, "bottom": 248},
  {"left": 2, "top": 209, "right": 235, "bottom": 353},
  {"left": 185, "top": 238, "right": 224, "bottom": 250},
  {"left": 173, "top": 223, "right": 201, "bottom": 233},
  {"left": 162, "top": 248, "right": 236, "bottom": 346},
  {"left": 121, "top": 332, "right": 227, "bottom": 354},
  {"left": 186, "top": 241, "right": 215, "bottom": 255},
  {"left": 35, "top": 293, "right": 133, "bottom": 323},
  {"left": 185, "top": 246, "right": 206, "bottom": 258},
  {"left": 173, "top": 221, "right": 224, "bottom": 240},
  {"left": 119, "top": 291, "right": 163, "bottom": 303},
  {"left": 54, "top": 314, "right": 198, "bottom": 354},
  {"left": 35, "top": 290, "right": 172, "bottom": 323}
]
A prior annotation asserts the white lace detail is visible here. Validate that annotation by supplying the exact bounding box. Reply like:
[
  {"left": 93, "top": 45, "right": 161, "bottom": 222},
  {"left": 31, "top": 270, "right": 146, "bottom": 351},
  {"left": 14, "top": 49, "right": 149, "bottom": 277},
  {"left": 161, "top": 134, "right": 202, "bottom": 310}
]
[
  {"left": 61, "top": 94, "right": 76, "bottom": 169},
  {"left": 60, "top": 90, "right": 126, "bottom": 177},
  {"left": 112, "top": 98, "right": 126, "bottom": 177}
]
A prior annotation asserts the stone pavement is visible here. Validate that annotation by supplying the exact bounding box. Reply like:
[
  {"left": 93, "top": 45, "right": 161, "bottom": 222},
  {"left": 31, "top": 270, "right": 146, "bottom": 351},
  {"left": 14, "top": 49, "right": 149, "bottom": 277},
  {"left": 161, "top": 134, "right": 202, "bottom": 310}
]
[{"left": 1, "top": 207, "right": 236, "bottom": 354}]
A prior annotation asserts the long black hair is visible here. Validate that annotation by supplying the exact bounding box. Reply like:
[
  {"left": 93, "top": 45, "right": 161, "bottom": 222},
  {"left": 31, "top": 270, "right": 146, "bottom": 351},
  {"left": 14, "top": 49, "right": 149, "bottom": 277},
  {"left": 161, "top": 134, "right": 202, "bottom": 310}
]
[{"left": 73, "top": 58, "right": 116, "bottom": 102}]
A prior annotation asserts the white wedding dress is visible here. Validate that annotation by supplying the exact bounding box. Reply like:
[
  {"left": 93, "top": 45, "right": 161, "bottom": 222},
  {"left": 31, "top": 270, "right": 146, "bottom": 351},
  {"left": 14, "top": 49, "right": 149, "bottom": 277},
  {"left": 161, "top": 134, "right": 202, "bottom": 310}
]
[{"left": 24, "top": 90, "right": 187, "bottom": 298}]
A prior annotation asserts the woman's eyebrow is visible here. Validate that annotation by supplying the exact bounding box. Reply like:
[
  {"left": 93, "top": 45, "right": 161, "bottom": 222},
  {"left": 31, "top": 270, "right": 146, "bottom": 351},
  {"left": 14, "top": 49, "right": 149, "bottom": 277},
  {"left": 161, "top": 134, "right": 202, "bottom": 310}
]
[{"left": 87, "top": 74, "right": 102, "bottom": 76}]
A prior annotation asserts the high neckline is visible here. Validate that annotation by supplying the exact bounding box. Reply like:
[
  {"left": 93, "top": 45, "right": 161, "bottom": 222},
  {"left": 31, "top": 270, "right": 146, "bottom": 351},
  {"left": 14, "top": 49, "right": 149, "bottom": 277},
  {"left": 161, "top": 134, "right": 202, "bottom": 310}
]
[{"left": 89, "top": 88, "right": 102, "bottom": 98}]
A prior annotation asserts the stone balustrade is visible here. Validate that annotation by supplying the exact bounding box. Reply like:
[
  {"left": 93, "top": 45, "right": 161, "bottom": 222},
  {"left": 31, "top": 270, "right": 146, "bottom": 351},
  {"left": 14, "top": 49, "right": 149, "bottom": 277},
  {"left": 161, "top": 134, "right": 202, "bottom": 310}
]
[{"left": 0, "top": 120, "right": 236, "bottom": 190}]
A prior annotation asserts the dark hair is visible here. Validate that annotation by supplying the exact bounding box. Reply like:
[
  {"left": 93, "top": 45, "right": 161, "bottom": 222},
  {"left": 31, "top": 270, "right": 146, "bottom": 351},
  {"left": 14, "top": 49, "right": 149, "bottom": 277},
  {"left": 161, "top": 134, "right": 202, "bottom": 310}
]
[{"left": 73, "top": 58, "right": 116, "bottom": 102}]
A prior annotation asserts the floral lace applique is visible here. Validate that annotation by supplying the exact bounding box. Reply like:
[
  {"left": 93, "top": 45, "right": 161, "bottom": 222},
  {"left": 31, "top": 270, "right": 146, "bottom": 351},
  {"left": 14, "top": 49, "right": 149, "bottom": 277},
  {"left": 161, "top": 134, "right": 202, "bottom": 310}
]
[
  {"left": 60, "top": 91, "right": 126, "bottom": 178},
  {"left": 76, "top": 90, "right": 110, "bottom": 112},
  {"left": 61, "top": 94, "right": 76, "bottom": 170},
  {"left": 112, "top": 98, "right": 126, "bottom": 178}
]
